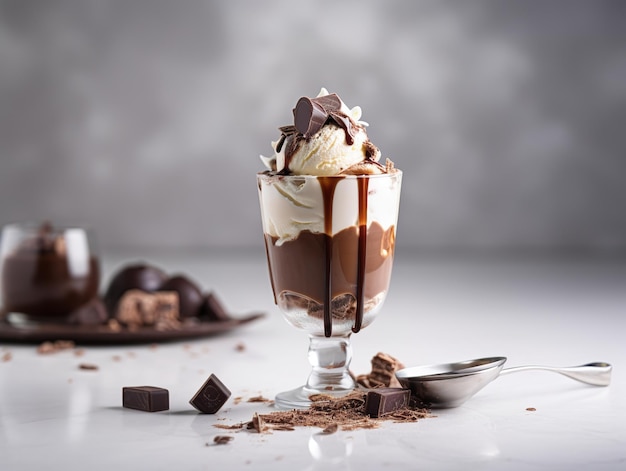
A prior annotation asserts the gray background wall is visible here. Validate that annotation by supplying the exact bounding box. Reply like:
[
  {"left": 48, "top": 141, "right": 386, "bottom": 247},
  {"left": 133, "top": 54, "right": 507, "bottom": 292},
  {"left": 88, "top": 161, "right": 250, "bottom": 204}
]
[{"left": 1, "top": 0, "right": 625, "bottom": 254}]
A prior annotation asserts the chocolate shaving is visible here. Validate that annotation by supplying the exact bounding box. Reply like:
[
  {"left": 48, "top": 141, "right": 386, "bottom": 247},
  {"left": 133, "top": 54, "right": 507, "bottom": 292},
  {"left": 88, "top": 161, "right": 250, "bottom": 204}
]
[
  {"left": 291, "top": 93, "right": 357, "bottom": 144},
  {"left": 293, "top": 97, "right": 329, "bottom": 139},
  {"left": 217, "top": 391, "right": 430, "bottom": 434},
  {"left": 37, "top": 340, "right": 76, "bottom": 354},
  {"left": 212, "top": 435, "right": 234, "bottom": 445},
  {"left": 248, "top": 412, "right": 267, "bottom": 433}
]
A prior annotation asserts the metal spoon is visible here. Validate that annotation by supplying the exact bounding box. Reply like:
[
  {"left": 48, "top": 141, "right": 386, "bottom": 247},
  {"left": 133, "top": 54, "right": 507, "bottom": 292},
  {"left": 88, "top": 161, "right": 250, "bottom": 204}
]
[{"left": 395, "top": 357, "right": 612, "bottom": 408}]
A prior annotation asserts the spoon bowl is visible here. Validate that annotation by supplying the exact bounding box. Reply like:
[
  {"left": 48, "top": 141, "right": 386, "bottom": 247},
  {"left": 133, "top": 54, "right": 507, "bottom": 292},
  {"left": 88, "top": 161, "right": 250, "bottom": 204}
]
[{"left": 395, "top": 357, "right": 611, "bottom": 408}]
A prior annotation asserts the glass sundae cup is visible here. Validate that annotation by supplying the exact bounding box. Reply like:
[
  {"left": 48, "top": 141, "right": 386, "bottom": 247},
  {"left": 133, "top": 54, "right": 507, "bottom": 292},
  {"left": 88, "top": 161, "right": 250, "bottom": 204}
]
[{"left": 258, "top": 170, "right": 402, "bottom": 409}]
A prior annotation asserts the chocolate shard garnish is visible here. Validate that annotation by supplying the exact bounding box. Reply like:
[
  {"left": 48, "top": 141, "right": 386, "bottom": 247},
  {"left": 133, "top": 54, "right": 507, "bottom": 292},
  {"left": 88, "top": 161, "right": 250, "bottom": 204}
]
[
  {"left": 123, "top": 386, "right": 169, "bottom": 412},
  {"left": 189, "top": 374, "right": 231, "bottom": 414},
  {"left": 314, "top": 93, "right": 342, "bottom": 113},
  {"left": 365, "top": 388, "right": 411, "bottom": 418},
  {"left": 328, "top": 111, "right": 357, "bottom": 145},
  {"left": 293, "top": 97, "right": 328, "bottom": 138}
]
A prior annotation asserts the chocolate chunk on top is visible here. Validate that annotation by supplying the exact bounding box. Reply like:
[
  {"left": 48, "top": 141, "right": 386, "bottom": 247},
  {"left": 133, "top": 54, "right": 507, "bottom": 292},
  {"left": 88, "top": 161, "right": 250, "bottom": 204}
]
[
  {"left": 123, "top": 386, "right": 169, "bottom": 412},
  {"left": 365, "top": 388, "right": 411, "bottom": 418},
  {"left": 189, "top": 374, "right": 231, "bottom": 414}
]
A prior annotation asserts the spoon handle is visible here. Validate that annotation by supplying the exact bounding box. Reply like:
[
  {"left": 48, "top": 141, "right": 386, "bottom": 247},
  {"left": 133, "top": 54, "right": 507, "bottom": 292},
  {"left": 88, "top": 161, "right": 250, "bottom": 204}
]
[{"left": 500, "top": 362, "right": 612, "bottom": 386}]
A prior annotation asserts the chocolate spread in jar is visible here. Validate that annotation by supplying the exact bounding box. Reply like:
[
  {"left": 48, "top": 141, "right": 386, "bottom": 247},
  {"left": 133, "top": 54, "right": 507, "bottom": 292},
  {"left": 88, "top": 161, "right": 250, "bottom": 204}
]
[{"left": 1, "top": 223, "right": 100, "bottom": 321}]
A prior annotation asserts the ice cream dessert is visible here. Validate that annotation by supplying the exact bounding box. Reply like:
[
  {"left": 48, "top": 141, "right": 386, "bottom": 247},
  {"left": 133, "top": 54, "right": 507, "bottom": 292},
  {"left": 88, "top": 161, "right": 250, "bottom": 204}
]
[{"left": 258, "top": 89, "right": 401, "bottom": 337}]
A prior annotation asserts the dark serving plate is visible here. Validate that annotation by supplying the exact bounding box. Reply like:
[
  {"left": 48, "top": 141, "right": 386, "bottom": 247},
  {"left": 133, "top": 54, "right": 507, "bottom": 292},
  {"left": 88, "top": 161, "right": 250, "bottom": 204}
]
[{"left": 0, "top": 312, "right": 265, "bottom": 345}]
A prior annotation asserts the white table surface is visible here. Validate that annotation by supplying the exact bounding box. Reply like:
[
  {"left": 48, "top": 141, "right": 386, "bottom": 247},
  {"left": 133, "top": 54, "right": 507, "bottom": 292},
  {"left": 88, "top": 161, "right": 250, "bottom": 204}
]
[{"left": 1, "top": 249, "right": 625, "bottom": 471}]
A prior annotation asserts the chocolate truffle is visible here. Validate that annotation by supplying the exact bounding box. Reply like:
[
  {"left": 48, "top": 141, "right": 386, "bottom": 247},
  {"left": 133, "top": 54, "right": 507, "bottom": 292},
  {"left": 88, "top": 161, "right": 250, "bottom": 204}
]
[
  {"left": 199, "top": 292, "right": 231, "bottom": 322},
  {"left": 158, "top": 275, "right": 204, "bottom": 319},
  {"left": 104, "top": 264, "right": 168, "bottom": 315}
]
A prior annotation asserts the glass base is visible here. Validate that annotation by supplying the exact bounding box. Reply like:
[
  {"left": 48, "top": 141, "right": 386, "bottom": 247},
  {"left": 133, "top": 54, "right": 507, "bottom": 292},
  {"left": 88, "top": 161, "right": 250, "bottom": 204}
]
[
  {"left": 275, "top": 334, "right": 356, "bottom": 410},
  {"left": 275, "top": 385, "right": 356, "bottom": 410}
]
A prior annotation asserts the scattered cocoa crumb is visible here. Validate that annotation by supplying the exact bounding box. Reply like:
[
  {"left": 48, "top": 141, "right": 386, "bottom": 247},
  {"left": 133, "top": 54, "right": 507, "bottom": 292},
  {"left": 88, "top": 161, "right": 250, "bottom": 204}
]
[
  {"left": 233, "top": 397, "right": 243, "bottom": 405},
  {"left": 214, "top": 423, "right": 245, "bottom": 430},
  {"left": 272, "top": 425, "right": 296, "bottom": 431},
  {"left": 78, "top": 363, "right": 99, "bottom": 371},
  {"left": 107, "top": 319, "right": 122, "bottom": 332},
  {"left": 235, "top": 342, "right": 246, "bottom": 352},
  {"left": 247, "top": 395, "right": 271, "bottom": 403},
  {"left": 2, "top": 351, "right": 12, "bottom": 362},
  {"left": 37, "top": 340, "right": 75, "bottom": 354},
  {"left": 320, "top": 423, "right": 338, "bottom": 435},
  {"left": 112, "top": 355, "right": 122, "bottom": 362},
  {"left": 212, "top": 435, "right": 234, "bottom": 445},
  {"left": 74, "top": 349, "right": 85, "bottom": 357},
  {"left": 218, "top": 391, "right": 430, "bottom": 434},
  {"left": 526, "top": 407, "right": 537, "bottom": 412},
  {"left": 150, "top": 343, "right": 159, "bottom": 350}
]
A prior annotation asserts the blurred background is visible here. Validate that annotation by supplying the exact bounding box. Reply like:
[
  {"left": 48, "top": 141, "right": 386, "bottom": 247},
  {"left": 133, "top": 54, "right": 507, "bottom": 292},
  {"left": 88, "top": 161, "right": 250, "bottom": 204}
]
[{"left": 1, "top": 0, "right": 625, "bottom": 256}]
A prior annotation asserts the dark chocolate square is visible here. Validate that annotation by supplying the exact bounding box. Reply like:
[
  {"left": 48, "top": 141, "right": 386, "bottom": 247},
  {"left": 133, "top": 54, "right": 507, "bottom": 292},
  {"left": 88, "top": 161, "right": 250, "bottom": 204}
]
[
  {"left": 365, "top": 388, "right": 410, "bottom": 418},
  {"left": 189, "top": 374, "right": 231, "bottom": 414},
  {"left": 123, "top": 386, "right": 169, "bottom": 412}
]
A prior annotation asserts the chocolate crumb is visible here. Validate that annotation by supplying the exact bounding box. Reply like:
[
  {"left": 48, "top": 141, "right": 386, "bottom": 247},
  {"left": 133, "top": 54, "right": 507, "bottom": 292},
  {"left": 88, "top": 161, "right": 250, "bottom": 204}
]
[
  {"left": 79, "top": 363, "right": 99, "bottom": 371},
  {"left": 212, "top": 435, "right": 234, "bottom": 445},
  {"left": 235, "top": 342, "right": 246, "bottom": 352},
  {"left": 2, "top": 351, "right": 12, "bottom": 362},
  {"left": 526, "top": 407, "right": 537, "bottom": 412},
  {"left": 37, "top": 340, "right": 75, "bottom": 354},
  {"left": 247, "top": 395, "right": 271, "bottom": 403},
  {"left": 107, "top": 319, "right": 122, "bottom": 332},
  {"left": 74, "top": 349, "right": 85, "bottom": 357},
  {"left": 320, "top": 423, "right": 338, "bottom": 434}
]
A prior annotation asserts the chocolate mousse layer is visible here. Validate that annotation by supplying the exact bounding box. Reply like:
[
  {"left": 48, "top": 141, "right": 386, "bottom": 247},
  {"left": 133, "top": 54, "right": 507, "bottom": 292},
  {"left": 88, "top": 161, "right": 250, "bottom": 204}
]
[{"left": 264, "top": 221, "right": 396, "bottom": 335}]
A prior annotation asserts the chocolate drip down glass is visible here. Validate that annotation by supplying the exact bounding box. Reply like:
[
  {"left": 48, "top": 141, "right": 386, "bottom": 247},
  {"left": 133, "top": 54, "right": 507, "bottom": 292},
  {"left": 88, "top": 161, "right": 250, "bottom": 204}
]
[{"left": 258, "top": 171, "right": 402, "bottom": 409}]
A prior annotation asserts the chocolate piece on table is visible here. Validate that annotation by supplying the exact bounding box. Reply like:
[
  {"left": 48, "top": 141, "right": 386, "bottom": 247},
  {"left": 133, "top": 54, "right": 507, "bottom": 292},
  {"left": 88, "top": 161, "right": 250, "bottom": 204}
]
[
  {"left": 123, "top": 386, "right": 169, "bottom": 412},
  {"left": 159, "top": 275, "right": 204, "bottom": 319},
  {"left": 357, "top": 352, "right": 405, "bottom": 389},
  {"left": 365, "top": 388, "right": 411, "bottom": 418},
  {"left": 104, "top": 264, "right": 168, "bottom": 315},
  {"left": 199, "top": 292, "right": 231, "bottom": 322},
  {"left": 189, "top": 374, "right": 231, "bottom": 414}
]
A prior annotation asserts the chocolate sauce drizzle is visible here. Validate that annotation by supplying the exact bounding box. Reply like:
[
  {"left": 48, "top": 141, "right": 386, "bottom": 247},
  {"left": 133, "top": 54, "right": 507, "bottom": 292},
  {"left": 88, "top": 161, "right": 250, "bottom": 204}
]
[{"left": 319, "top": 177, "right": 369, "bottom": 337}]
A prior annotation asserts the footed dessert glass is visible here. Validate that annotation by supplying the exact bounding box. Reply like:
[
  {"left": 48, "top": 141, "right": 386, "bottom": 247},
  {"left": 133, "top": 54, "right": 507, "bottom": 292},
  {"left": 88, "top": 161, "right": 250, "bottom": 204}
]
[{"left": 258, "top": 171, "right": 402, "bottom": 409}]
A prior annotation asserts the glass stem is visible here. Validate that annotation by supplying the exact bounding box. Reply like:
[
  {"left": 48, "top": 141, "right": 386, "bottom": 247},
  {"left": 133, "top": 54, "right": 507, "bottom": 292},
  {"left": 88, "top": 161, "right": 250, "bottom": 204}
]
[{"left": 305, "top": 334, "right": 355, "bottom": 393}]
